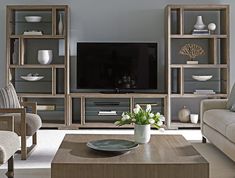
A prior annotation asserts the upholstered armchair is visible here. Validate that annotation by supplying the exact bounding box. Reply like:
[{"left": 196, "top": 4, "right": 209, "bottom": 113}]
[
  {"left": 0, "top": 116, "right": 20, "bottom": 178},
  {"left": 0, "top": 83, "right": 42, "bottom": 160}
]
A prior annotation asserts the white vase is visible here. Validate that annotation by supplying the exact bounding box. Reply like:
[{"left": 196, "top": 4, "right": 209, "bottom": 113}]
[
  {"left": 194, "top": 16, "right": 206, "bottom": 30},
  {"left": 134, "top": 124, "right": 151, "bottom": 144},
  {"left": 58, "top": 13, "right": 63, "bottom": 35},
  {"left": 38, "top": 50, "right": 53, "bottom": 64}
]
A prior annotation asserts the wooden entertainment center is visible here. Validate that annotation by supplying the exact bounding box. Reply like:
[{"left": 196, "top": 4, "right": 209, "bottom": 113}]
[{"left": 6, "top": 4, "right": 229, "bottom": 129}]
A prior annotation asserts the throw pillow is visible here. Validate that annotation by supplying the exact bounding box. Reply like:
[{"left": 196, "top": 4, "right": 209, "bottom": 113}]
[{"left": 0, "top": 83, "right": 20, "bottom": 108}]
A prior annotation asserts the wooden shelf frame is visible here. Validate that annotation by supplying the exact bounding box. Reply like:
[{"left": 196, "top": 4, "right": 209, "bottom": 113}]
[
  {"left": 6, "top": 5, "right": 69, "bottom": 127},
  {"left": 165, "top": 4, "right": 230, "bottom": 129}
]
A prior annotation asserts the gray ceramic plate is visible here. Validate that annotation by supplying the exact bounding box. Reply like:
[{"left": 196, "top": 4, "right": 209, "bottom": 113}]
[{"left": 87, "top": 139, "right": 138, "bottom": 152}]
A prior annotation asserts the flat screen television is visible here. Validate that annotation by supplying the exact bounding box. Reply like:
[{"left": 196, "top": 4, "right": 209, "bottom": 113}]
[{"left": 77, "top": 42, "right": 158, "bottom": 93}]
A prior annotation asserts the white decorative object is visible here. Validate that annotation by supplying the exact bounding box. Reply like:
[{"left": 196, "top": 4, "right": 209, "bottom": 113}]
[
  {"left": 190, "top": 114, "right": 199, "bottom": 124},
  {"left": 194, "top": 16, "right": 206, "bottom": 30},
  {"left": 208, "top": 23, "right": 216, "bottom": 31},
  {"left": 134, "top": 124, "right": 151, "bottom": 144},
  {"left": 187, "top": 61, "right": 198, "bottom": 64},
  {"left": 25, "top": 16, "right": 42, "bottom": 22},
  {"left": 21, "top": 76, "right": 44, "bottom": 81},
  {"left": 38, "top": 50, "right": 53, "bottom": 64},
  {"left": 23, "top": 31, "right": 43, "bottom": 35},
  {"left": 178, "top": 106, "right": 190, "bottom": 123},
  {"left": 192, "top": 75, "right": 212, "bottom": 81},
  {"left": 58, "top": 13, "right": 63, "bottom": 35}
]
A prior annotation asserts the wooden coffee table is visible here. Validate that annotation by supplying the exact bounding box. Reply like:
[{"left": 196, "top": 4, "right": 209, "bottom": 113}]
[{"left": 51, "top": 134, "right": 209, "bottom": 178}]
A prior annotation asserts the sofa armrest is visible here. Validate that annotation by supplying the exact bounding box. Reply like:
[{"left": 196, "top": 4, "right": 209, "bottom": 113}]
[
  {"left": 0, "top": 116, "right": 14, "bottom": 131},
  {"left": 20, "top": 102, "right": 37, "bottom": 114},
  {"left": 200, "top": 99, "right": 228, "bottom": 122}
]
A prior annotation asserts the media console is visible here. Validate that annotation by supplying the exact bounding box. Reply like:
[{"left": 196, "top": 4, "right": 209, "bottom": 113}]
[{"left": 68, "top": 93, "right": 168, "bottom": 128}]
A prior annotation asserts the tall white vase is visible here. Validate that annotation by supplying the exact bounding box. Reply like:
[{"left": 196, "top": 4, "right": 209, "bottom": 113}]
[
  {"left": 58, "top": 13, "right": 63, "bottom": 35},
  {"left": 194, "top": 16, "right": 206, "bottom": 30},
  {"left": 134, "top": 124, "right": 151, "bottom": 144}
]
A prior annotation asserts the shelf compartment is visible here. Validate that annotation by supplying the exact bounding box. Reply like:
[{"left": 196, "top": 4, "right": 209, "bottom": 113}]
[
  {"left": 85, "top": 98, "right": 130, "bottom": 123},
  {"left": 170, "top": 97, "right": 203, "bottom": 125},
  {"left": 10, "top": 10, "right": 52, "bottom": 35},
  {"left": 22, "top": 39, "right": 65, "bottom": 65},
  {"left": 72, "top": 98, "right": 81, "bottom": 124},
  {"left": 171, "top": 68, "right": 182, "bottom": 94},
  {"left": 23, "top": 97, "right": 65, "bottom": 124},
  {"left": 12, "top": 68, "right": 52, "bottom": 94},
  {"left": 183, "top": 10, "right": 222, "bottom": 35},
  {"left": 184, "top": 68, "right": 228, "bottom": 95},
  {"left": 171, "top": 38, "right": 228, "bottom": 65},
  {"left": 169, "top": 8, "right": 183, "bottom": 35},
  {"left": 55, "top": 9, "right": 66, "bottom": 36}
]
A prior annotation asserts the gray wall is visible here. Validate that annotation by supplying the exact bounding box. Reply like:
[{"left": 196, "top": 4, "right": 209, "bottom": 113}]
[{"left": 0, "top": 0, "right": 234, "bottom": 91}]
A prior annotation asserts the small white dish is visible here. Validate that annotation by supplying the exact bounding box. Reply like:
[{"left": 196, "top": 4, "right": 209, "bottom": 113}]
[
  {"left": 21, "top": 76, "right": 44, "bottom": 81},
  {"left": 25, "top": 16, "right": 42, "bottom": 22},
  {"left": 192, "top": 75, "right": 212, "bottom": 81}
]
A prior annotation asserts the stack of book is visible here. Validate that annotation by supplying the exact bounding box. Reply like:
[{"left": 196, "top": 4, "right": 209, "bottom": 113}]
[
  {"left": 192, "top": 29, "right": 209, "bottom": 35},
  {"left": 194, "top": 90, "right": 215, "bottom": 95}
]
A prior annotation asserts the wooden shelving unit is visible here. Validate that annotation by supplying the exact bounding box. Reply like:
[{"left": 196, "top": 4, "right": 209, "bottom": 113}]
[
  {"left": 6, "top": 5, "right": 69, "bottom": 127},
  {"left": 165, "top": 4, "right": 230, "bottom": 129}
]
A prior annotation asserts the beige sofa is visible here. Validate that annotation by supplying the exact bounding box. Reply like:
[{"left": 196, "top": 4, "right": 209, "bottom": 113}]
[{"left": 201, "top": 99, "right": 235, "bottom": 161}]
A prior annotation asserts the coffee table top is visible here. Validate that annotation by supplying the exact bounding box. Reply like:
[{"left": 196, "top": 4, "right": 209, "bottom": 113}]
[{"left": 52, "top": 134, "right": 208, "bottom": 165}]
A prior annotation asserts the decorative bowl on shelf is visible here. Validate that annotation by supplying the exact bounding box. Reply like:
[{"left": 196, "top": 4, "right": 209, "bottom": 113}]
[
  {"left": 25, "top": 16, "right": 42, "bottom": 22},
  {"left": 21, "top": 73, "right": 44, "bottom": 81},
  {"left": 192, "top": 75, "right": 212, "bottom": 81}
]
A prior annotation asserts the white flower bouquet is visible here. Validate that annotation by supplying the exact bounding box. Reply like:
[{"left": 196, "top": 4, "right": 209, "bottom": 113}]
[{"left": 115, "top": 104, "right": 165, "bottom": 128}]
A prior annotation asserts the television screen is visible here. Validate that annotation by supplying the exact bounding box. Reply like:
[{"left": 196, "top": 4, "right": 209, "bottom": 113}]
[{"left": 77, "top": 42, "right": 158, "bottom": 92}]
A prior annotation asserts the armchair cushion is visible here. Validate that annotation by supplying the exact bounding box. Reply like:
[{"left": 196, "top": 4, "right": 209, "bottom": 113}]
[
  {"left": 0, "top": 131, "right": 20, "bottom": 164},
  {"left": 0, "top": 83, "right": 20, "bottom": 109},
  {"left": 3, "top": 113, "right": 42, "bottom": 136},
  {"left": 203, "top": 109, "right": 235, "bottom": 137}
]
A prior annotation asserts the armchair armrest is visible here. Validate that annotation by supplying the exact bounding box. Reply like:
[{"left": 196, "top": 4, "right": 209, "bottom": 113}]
[
  {"left": 0, "top": 116, "right": 14, "bottom": 131},
  {"left": 20, "top": 102, "right": 37, "bottom": 114},
  {"left": 200, "top": 99, "right": 228, "bottom": 122},
  {"left": 0, "top": 108, "right": 26, "bottom": 135}
]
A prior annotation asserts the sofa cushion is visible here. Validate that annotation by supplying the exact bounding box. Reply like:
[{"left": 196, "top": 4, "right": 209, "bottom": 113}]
[
  {"left": 226, "top": 123, "right": 235, "bottom": 143},
  {"left": 0, "top": 83, "right": 20, "bottom": 109},
  {"left": 203, "top": 109, "right": 235, "bottom": 137},
  {"left": 3, "top": 113, "right": 42, "bottom": 136},
  {"left": 227, "top": 83, "right": 235, "bottom": 110},
  {"left": 0, "top": 131, "right": 20, "bottom": 164}
]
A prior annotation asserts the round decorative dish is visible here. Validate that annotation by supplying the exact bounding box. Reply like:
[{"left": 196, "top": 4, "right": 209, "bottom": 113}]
[
  {"left": 87, "top": 139, "right": 138, "bottom": 152},
  {"left": 25, "top": 16, "right": 42, "bottom": 22},
  {"left": 21, "top": 76, "right": 44, "bottom": 81},
  {"left": 192, "top": 75, "right": 212, "bottom": 81}
]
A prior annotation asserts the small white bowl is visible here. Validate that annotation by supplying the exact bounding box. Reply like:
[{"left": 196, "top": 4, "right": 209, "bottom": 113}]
[
  {"left": 25, "top": 16, "right": 42, "bottom": 22},
  {"left": 192, "top": 75, "right": 212, "bottom": 81}
]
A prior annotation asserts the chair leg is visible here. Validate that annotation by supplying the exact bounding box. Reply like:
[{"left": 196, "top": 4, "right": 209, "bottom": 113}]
[
  {"left": 202, "top": 136, "right": 207, "bottom": 143},
  {"left": 33, "top": 132, "right": 37, "bottom": 145},
  {"left": 5, "top": 156, "right": 14, "bottom": 178},
  {"left": 21, "top": 135, "right": 27, "bottom": 160}
]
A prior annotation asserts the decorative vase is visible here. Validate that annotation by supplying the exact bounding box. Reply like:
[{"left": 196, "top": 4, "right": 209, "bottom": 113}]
[
  {"left": 178, "top": 106, "right": 190, "bottom": 122},
  {"left": 38, "top": 50, "right": 53, "bottom": 64},
  {"left": 134, "top": 124, "right": 151, "bottom": 144},
  {"left": 194, "top": 16, "right": 206, "bottom": 30},
  {"left": 190, "top": 114, "right": 199, "bottom": 124},
  {"left": 58, "top": 13, "right": 63, "bottom": 35}
]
